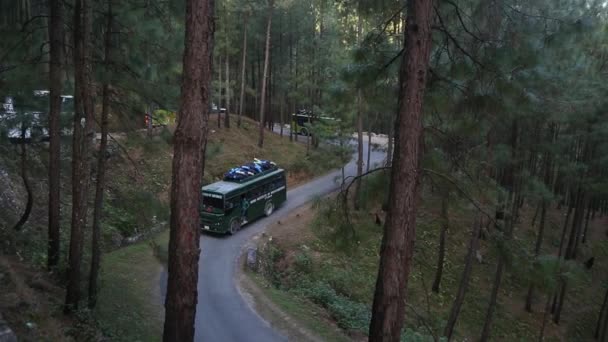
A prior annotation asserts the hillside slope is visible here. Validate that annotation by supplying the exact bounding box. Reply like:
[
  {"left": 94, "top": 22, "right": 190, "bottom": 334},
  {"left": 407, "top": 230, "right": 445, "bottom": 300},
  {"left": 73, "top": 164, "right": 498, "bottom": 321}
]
[{"left": 0, "top": 115, "right": 344, "bottom": 341}]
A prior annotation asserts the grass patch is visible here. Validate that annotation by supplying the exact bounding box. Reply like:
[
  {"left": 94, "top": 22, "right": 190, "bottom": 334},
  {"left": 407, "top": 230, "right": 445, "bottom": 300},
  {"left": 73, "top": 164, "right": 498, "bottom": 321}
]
[
  {"left": 95, "top": 230, "right": 169, "bottom": 342},
  {"left": 247, "top": 272, "right": 352, "bottom": 342}
]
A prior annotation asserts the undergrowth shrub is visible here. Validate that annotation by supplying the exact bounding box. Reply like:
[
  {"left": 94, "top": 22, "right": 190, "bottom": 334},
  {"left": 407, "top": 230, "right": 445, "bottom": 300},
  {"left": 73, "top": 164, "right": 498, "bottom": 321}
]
[{"left": 291, "top": 279, "right": 371, "bottom": 333}]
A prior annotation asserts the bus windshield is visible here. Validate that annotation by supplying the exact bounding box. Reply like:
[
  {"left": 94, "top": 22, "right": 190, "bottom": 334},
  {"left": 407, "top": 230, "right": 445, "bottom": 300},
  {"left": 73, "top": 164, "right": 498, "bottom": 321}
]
[{"left": 202, "top": 194, "right": 224, "bottom": 210}]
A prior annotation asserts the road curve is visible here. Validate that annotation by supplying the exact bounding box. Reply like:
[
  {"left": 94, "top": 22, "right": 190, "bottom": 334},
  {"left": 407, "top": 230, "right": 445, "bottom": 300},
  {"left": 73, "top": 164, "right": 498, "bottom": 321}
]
[{"left": 160, "top": 142, "right": 386, "bottom": 341}]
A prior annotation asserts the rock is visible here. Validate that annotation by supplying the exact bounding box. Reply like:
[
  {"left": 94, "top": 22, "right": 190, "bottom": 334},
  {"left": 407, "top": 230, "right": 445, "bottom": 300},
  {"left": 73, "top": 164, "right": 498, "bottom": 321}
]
[{"left": 246, "top": 248, "right": 257, "bottom": 271}]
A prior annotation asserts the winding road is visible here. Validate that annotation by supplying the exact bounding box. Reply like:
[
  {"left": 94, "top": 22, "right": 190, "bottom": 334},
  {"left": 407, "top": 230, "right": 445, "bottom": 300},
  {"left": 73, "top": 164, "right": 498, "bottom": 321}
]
[{"left": 160, "top": 140, "right": 386, "bottom": 341}]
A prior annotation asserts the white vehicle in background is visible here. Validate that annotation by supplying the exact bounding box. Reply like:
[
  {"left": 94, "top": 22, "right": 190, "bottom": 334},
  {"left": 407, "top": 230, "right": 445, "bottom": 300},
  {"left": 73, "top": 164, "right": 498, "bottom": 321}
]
[
  {"left": 211, "top": 103, "right": 226, "bottom": 114},
  {"left": 1, "top": 91, "right": 74, "bottom": 142}
]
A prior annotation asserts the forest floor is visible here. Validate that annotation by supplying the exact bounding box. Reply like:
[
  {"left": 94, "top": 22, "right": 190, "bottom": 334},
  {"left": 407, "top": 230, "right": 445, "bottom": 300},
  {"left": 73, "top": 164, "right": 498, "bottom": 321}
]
[{"left": 245, "top": 179, "right": 608, "bottom": 341}]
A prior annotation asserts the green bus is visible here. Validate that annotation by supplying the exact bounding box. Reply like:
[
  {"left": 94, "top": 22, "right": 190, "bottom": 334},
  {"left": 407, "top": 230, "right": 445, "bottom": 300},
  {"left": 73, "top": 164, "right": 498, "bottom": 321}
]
[
  {"left": 291, "top": 110, "right": 338, "bottom": 136},
  {"left": 200, "top": 168, "right": 287, "bottom": 234}
]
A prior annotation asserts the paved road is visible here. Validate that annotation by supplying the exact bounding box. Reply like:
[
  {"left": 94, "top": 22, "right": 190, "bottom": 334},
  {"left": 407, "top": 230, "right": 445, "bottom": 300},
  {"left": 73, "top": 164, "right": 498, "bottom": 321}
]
[{"left": 160, "top": 142, "right": 386, "bottom": 341}]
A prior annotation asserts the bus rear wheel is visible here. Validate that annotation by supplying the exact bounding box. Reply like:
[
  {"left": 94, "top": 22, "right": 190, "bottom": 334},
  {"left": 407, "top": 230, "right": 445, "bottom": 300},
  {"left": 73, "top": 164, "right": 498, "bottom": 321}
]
[
  {"left": 264, "top": 201, "right": 274, "bottom": 217},
  {"left": 229, "top": 219, "right": 241, "bottom": 235}
]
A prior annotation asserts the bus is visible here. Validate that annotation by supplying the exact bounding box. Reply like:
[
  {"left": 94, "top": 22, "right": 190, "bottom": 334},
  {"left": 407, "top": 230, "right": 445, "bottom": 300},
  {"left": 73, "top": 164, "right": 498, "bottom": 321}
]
[
  {"left": 200, "top": 166, "right": 287, "bottom": 234},
  {"left": 291, "top": 110, "right": 338, "bottom": 136}
]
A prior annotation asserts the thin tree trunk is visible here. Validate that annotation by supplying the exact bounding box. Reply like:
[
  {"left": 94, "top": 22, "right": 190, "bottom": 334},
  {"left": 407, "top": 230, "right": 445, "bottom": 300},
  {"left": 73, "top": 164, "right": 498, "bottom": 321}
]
[
  {"left": 595, "top": 287, "right": 608, "bottom": 339},
  {"left": 65, "top": 0, "right": 94, "bottom": 314},
  {"left": 432, "top": 189, "right": 449, "bottom": 293},
  {"left": 444, "top": 214, "right": 482, "bottom": 341},
  {"left": 224, "top": 54, "right": 230, "bottom": 128},
  {"left": 238, "top": 13, "right": 248, "bottom": 128},
  {"left": 88, "top": 0, "right": 112, "bottom": 309},
  {"left": 47, "top": 0, "right": 63, "bottom": 269},
  {"left": 354, "top": 14, "right": 364, "bottom": 211},
  {"left": 13, "top": 125, "right": 33, "bottom": 232},
  {"left": 368, "top": 0, "right": 435, "bottom": 339},
  {"left": 554, "top": 185, "right": 588, "bottom": 323},
  {"left": 257, "top": 0, "right": 273, "bottom": 148},
  {"left": 582, "top": 203, "right": 592, "bottom": 244},
  {"left": 538, "top": 294, "right": 552, "bottom": 342},
  {"left": 366, "top": 113, "right": 378, "bottom": 174},
  {"left": 480, "top": 121, "right": 519, "bottom": 341},
  {"left": 162, "top": 0, "right": 214, "bottom": 340},
  {"left": 525, "top": 200, "right": 547, "bottom": 312},
  {"left": 526, "top": 142, "right": 553, "bottom": 312},
  {"left": 279, "top": 93, "right": 284, "bottom": 138},
  {"left": 531, "top": 203, "right": 540, "bottom": 227},
  {"left": 386, "top": 120, "right": 393, "bottom": 167},
  {"left": 217, "top": 54, "right": 222, "bottom": 128}
]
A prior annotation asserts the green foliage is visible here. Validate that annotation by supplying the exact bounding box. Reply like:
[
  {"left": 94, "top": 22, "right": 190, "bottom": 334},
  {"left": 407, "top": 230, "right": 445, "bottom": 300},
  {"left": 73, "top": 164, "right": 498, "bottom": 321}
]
[{"left": 291, "top": 279, "right": 371, "bottom": 332}]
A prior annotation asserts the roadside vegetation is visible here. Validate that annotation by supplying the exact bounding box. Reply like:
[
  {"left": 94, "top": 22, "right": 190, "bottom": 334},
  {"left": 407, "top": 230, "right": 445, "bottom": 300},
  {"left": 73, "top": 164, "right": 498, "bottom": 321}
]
[{"left": 249, "top": 171, "right": 608, "bottom": 341}]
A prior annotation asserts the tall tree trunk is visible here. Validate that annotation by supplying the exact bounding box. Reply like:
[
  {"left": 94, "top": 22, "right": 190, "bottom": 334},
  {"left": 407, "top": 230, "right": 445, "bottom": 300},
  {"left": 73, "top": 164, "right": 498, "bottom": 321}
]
[
  {"left": 238, "top": 13, "right": 248, "bottom": 128},
  {"left": 525, "top": 200, "right": 547, "bottom": 312},
  {"left": 595, "top": 287, "right": 608, "bottom": 339},
  {"left": 224, "top": 54, "right": 230, "bottom": 128},
  {"left": 444, "top": 214, "right": 482, "bottom": 341},
  {"left": 217, "top": 54, "right": 222, "bottom": 128},
  {"left": 257, "top": 0, "right": 273, "bottom": 148},
  {"left": 368, "top": 0, "right": 435, "bottom": 339},
  {"left": 47, "top": 0, "right": 63, "bottom": 269},
  {"left": 582, "top": 203, "right": 592, "bottom": 244},
  {"left": 480, "top": 121, "right": 519, "bottom": 341},
  {"left": 432, "top": 189, "right": 449, "bottom": 293},
  {"left": 13, "top": 125, "right": 33, "bottom": 232},
  {"left": 65, "top": 0, "right": 94, "bottom": 314},
  {"left": 88, "top": 0, "right": 112, "bottom": 309},
  {"left": 162, "top": 0, "right": 214, "bottom": 340},
  {"left": 354, "top": 14, "right": 364, "bottom": 211},
  {"left": 526, "top": 140, "right": 553, "bottom": 312},
  {"left": 554, "top": 186, "right": 588, "bottom": 323},
  {"left": 386, "top": 119, "right": 393, "bottom": 167},
  {"left": 279, "top": 93, "right": 284, "bottom": 138},
  {"left": 366, "top": 113, "right": 378, "bottom": 173},
  {"left": 538, "top": 294, "right": 552, "bottom": 342}
]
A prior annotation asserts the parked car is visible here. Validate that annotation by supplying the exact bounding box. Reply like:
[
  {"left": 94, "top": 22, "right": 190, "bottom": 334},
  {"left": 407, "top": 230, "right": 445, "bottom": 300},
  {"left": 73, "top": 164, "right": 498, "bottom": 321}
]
[{"left": 211, "top": 103, "right": 226, "bottom": 114}]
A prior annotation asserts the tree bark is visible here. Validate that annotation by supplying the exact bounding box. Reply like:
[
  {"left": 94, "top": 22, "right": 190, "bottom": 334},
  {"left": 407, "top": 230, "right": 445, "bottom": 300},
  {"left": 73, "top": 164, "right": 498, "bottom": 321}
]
[
  {"left": 47, "top": 0, "right": 63, "bottom": 269},
  {"left": 162, "top": 0, "right": 214, "bottom": 340},
  {"left": 368, "top": 0, "right": 435, "bottom": 340},
  {"left": 432, "top": 189, "right": 449, "bottom": 293},
  {"left": 88, "top": 0, "right": 112, "bottom": 309},
  {"left": 65, "top": 0, "right": 94, "bottom": 314},
  {"left": 257, "top": 0, "right": 273, "bottom": 148},
  {"left": 238, "top": 13, "right": 248, "bottom": 128},
  {"left": 444, "top": 214, "right": 482, "bottom": 341}
]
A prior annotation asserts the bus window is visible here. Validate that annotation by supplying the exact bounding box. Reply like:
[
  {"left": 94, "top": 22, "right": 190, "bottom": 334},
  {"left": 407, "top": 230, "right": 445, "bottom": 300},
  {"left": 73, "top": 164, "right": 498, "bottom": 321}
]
[{"left": 225, "top": 197, "right": 239, "bottom": 210}]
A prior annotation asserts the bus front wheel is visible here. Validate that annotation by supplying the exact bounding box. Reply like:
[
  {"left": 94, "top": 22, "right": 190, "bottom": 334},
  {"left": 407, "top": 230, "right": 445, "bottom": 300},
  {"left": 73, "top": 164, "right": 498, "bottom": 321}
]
[
  {"left": 264, "top": 201, "right": 274, "bottom": 217},
  {"left": 229, "top": 219, "right": 241, "bottom": 235}
]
